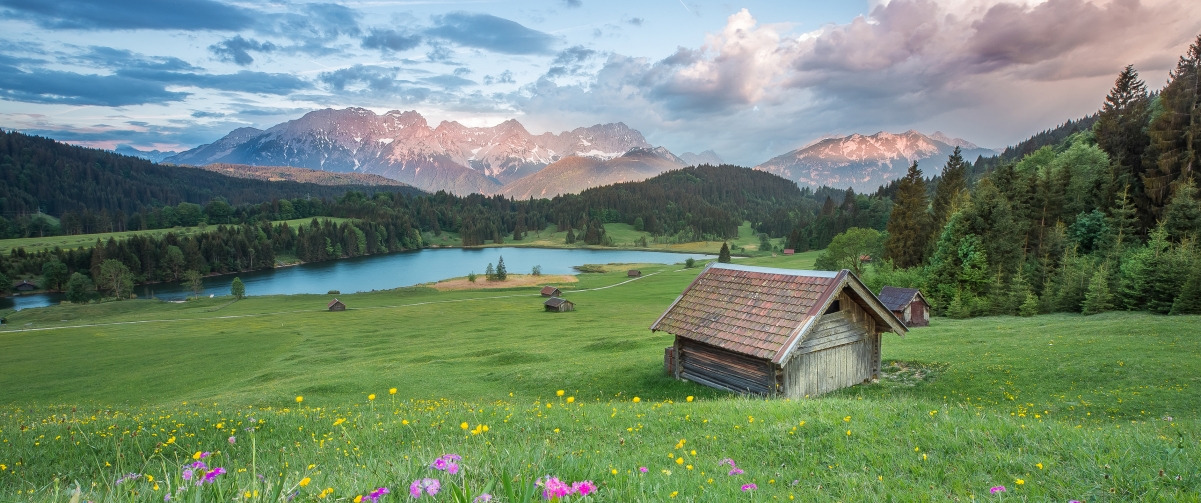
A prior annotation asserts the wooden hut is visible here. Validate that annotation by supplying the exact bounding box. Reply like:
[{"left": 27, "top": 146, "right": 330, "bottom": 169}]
[
  {"left": 540, "top": 286, "right": 563, "bottom": 297},
  {"left": 783, "top": 249, "right": 795, "bottom": 255},
  {"left": 877, "top": 287, "right": 929, "bottom": 327},
  {"left": 14, "top": 280, "right": 35, "bottom": 291},
  {"left": 544, "top": 297, "right": 575, "bottom": 312},
  {"left": 627, "top": 270, "right": 642, "bottom": 277},
  {"left": 651, "top": 263, "right": 906, "bottom": 397},
  {"left": 327, "top": 298, "right": 346, "bottom": 311}
]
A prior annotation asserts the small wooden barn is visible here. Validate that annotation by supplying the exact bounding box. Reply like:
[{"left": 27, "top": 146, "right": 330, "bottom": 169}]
[
  {"left": 327, "top": 298, "right": 346, "bottom": 311},
  {"left": 651, "top": 263, "right": 906, "bottom": 397},
  {"left": 540, "top": 286, "right": 563, "bottom": 297},
  {"left": 544, "top": 297, "right": 575, "bottom": 312},
  {"left": 877, "top": 286, "right": 929, "bottom": 327},
  {"left": 14, "top": 280, "right": 35, "bottom": 291},
  {"left": 627, "top": 270, "right": 642, "bottom": 277}
]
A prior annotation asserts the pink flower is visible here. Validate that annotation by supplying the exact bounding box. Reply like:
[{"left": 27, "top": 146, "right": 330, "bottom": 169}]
[
  {"left": 572, "top": 481, "right": 597, "bottom": 496},
  {"left": 741, "top": 483, "right": 757, "bottom": 492},
  {"left": 363, "top": 487, "right": 390, "bottom": 502},
  {"left": 410, "top": 478, "right": 440, "bottom": 499},
  {"left": 639, "top": 467, "right": 648, "bottom": 473},
  {"left": 431, "top": 455, "right": 460, "bottom": 474},
  {"left": 990, "top": 486, "right": 1006, "bottom": 494},
  {"left": 228, "top": 436, "right": 236, "bottom": 444},
  {"left": 202, "top": 467, "right": 226, "bottom": 485},
  {"left": 410, "top": 480, "right": 422, "bottom": 499},
  {"left": 426, "top": 479, "right": 440, "bottom": 496},
  {"left": 719, "top": 458, "right": 736, "bottom": 467},
  {"left": 181, "top": 469, "right": 193, "bottom": 481},
  {"left": 539, "top": 477, "right": 573, "bottom": 499},
  {"left": 473, "top": 494, "right": 492, "bottom": 503},
  {"left": 190, "top": 461, "right": 208, "bottom": 470},
  {"left": 199, "top": 452, "right": 211, "bottom": 459},
  {"left": 728, "top": 468, "right": 745, "bottom": 476}
]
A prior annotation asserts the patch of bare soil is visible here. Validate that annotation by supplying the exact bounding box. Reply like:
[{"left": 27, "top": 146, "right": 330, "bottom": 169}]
[{"left": 431, "top": 274, "right": 578, "bottom": 291}]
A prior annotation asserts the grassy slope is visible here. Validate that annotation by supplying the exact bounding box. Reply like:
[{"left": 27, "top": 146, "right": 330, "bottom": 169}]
[
  {"left": 0, "top": 253, "right": 1197, "bottom": 501},
  {"left": 0, "top": 218, "right": 351, "bottom": 254}
]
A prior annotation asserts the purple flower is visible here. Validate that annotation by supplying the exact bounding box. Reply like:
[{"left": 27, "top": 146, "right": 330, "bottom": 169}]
[
  {"left": 410, "top": 478, "right": 440, "bottom": 499},
  {"left": 201, "top": 467, "right": 226, "bottom": 485},
  {"left": 639, "top": 466, "right": 648, "bottom": 473},
  {"left": 432, "top": 458, "right": 449, "bottom": 470},
  {"left": 572, "top": 481, "right": 597, "bottom": 496},
  {"left": 228, "top": 436, "right": 236, "bottom": 444},
  {"left": 181, "top": 469, "right": 193, "bottom": 481},
  {"left": 431, "top": 455, "right": 460, "bottom": 474},
  {"left": 741, "top": 483, "right": 757, "bottom": 492},
  {"left": 115, "top": 473, "right": 142, "bottom": 485},
  {"left": 363, "top": 487, "right": 390, "bottom": 502},
  {"left": 199, "top": 452, "right": 211, "bottom": 459},
  {"left": 728, "top": 468, "right": 745, "bottom": 476},
  {"left": 473, "top": 495, "right": 493, "bottom": 503},
  {"left": 190, "top": 461, "right": 208, "bottom": 470},
  {"left": 990, "top": 486, "right": 1006, "bottom": 494},
  {"left": 719, "top": 458, "right": 736, "bottom": 467}
]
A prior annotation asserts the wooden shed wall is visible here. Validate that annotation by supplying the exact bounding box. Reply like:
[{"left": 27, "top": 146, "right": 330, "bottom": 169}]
[
  {"left": 781, "top": 290, "right": 881, "bottom": 398},
  {"left": 677, "top": 338, "right": 775, "bottom": 395}
]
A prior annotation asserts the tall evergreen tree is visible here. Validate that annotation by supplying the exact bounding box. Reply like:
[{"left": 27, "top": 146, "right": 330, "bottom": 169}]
[
  {"left": 1170, "top": 260, "right": 1201, "bottom": 314},
  {"left": 1163, "top": 179, "right": 1201, "bottom": 241},
  {"left": 931, "top": 146, "right": 968, "bottom": 229},
  {"left": 495, "top": 256, "right": 507, "bottom": 281},
  {"left": 883, "top": 162, "right": 930, "bottom": 268},
  {"left": 1146, "top": 35, "right": 1201, "bottom": 213},
  {"left": 1095, "top": 64, "right": 1151, "bottom": 223},
  {"left": 718, "top": 242, "right": 732, "bottom": 263}
]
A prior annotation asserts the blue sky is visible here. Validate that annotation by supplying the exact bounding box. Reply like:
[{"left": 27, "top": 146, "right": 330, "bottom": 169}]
[{"left": 1, "top": 0, "right": 1198, "bottom": 165}]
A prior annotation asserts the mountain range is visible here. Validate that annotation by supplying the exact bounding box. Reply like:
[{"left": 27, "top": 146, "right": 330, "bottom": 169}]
[
  {"left": 753, "top": 130, "right": 997, "bottom": 192},
  {"left": 158, "top": 107, "right": 992, "bottom": 195}
]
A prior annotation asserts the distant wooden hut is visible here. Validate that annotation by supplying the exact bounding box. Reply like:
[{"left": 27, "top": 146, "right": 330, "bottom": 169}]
[
  {"left": 651, "top": 263, "right": 906, "bottom": 397},
  {"left": 327, "top": 298, "right": 346, "bottom": 311},
  {"left": 627, "top": 270, "right": 642, "bottom": 277},
  {"left": 544, "top": 297, "right": 575, "bottom": 312},
  {"left": 14, "top": 280, "right": 35, "bottom": 291},
  {"left": 783, "top": 249, "right": 795, "bottom": 255},
  {"left": 540, "top": 286, "right": 563, "bottom": 297},
  {"left": 877, "top": 287, "right": 929, "bottom": 327}
]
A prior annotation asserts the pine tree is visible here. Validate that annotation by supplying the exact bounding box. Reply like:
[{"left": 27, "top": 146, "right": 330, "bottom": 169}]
[
  {"left": 1170, "top": 260, "right": 1201, "bottom": 314},
  {"left": 485, "top": 263, "right": 495, "bottom": 281},
  {"left": 1163, "top": 179, "right": 1201, "bottom": 241},
  {"left": 1018, "top": 293, "right": 1040, "bottom": 317},
  {"left": 883, "top": 161, "right": 930, "bottom": 268},
  {"left": 1145, "top": 35, "right": 1201, "bottom": 217},
  {"left": 1081, "top": 266, "right": 1113, "bottom": 315},
  {"left": 718, "top": 242, "right": 731, "bottom": 263},
  {"left": 947, "top": 291, "right": 971, "bottom": 319},
  {"left": 1095, "top": 64, "right": 1152, "bottom": 225},
  {"left": 565, "top": 226, "right": 576, "bottom": 244},
  {"left": 495, "top": 256, "right": 507, "bottom": 281},
  {"left": 931, "top": 146, "right": 968, "bottom": 229},
  {"left": 1004, "top": 271, "right": 1033, "bottom": 316}
]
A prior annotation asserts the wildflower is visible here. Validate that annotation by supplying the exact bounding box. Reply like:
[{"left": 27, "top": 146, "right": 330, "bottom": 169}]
[
  {"left": 300, "top": 477, "right": 312, "bottom": 487},
  {"left": 202, "top": 467, "right": 226, "bottom": 485},
  {"left": 846, "top": 430, "right": 852, "bottom": 436},
  {"left": 729, "top": 468, "right": 744, "bottom": 476},
  {"left": 741, "top": 483, "right": 757, "bottom": 492},
  {"left": 296, "top": 396, "right": 304, "bottom": 403},
  {"left": 676, "top": 458, "right": 684, "bottom": 465},
  {"left": 368, "top": 394, "right": 376, "bottom": 401},
  {"left": 461, "top": 422, "right": 469, "bottom": 430},
  {"left": 474, "top": 495, "right": 493, "bottom": 503},
  {"left": 843, "top": 416, "right": 851, "bottom": 422},
  {"left": 363, "top": 487, "right": 390, "bottom": 502},
  {"left": 228, "top": 436, "right": 236, "bottom": 444},
  {"left": 990, "top": 486, "right": 1006, "bottom": 494},
  {"left": 572, "top": 480, "right": 597, "bottom": 496},
  {"left": 181, "top": 469, "right": 193, "bottom": 481},
  {"left": 611, "top": 469, "right": 618, "bottom": 475},
  {"left": 1015, "top": 479, "right": 1024, "bottom": 485},
  {"left": 632, "top": 397, "right": 641, "bottom": 403},
  {"left": 567, "top": 396, "right": 575, "bottom": 403},
  {"left": 115, "top": 473, "right": 142, "bottom": 485},
  {"left": 686, "top": 396, "right": 694, "bottom": 402},
  {"left": 431, "top": 455, "right": 460, "bottom": 474},
  {"left": 410, "top": 478, "right": 441, "bottom": 498},
  {"left": 390, "top": 388, "right": 398, "bottom": 395},
  {"left": 922, "top": 454, "right": 927, "bottom": 461},
  {"left": 215, "top": 423, "right": 223, "bottom": 429},
  {"left": 539, "top": 477, "right": 572, "bottom": 499},
  {"left": 556, "top": 390, "right": 565, "bottom": 396},
  {"left": 1036, "top": 463, "right": 1043, "bottom": 470},
  {"left": 639, "top": 467, "right": 648, "bottom": 473},
  {"left": 191, "top": 461, "right": 208, "bottom": 470},
  {"left": 334, "top": 418, "right": 346, "bottom": 426}
]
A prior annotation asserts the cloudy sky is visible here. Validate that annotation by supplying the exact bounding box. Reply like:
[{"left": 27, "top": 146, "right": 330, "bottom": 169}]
[{"left": 1, "top": 0, "right": 1199, "bottom": 165}]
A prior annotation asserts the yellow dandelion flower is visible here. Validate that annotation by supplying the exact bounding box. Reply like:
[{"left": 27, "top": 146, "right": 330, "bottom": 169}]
[
  {"left": 193, "top": 451, "right": 203, "bottom": 460},
  {"left": 1015, "top": 479, "right": 1025, "bottom": 485},
  {"left": 686, "top": 465, "right": 693, "bottom": 470},
  {"left": 670, "top": 491, "right": 678, "bottom": 498},
  {"left": 300, "top": 477, "right": 312, "bottom": 487},
  {"left": 333, "top": 418, "right": 346, "bottom": 426},
  {"left": 914, "top": 447, "right": 920, "bottom": 452},
  {"left": 611, "top": 469, "right": 618, "bottom": 475},
  {"left": 846, "top": 430, "right": 852, "bottom": 436},
  {"left": 557, "top": 390, "right": 565, "bottom": 396},
  {"left": 676, "top": 457, "right": 684, "bottom": 465},
  {"left": 843, "top": 416, "right": 851, "bottom": 422},
  {"left": 402, "top": 419, "right": 409, "bottom": 425},
  {"left": 690, "top": 450, "right": 696, "bottom": 456},
  {"left": 799, "top": 421, "right": 805, "bottom": 426},
  {"left": 922, "top": 454, "right": 927, "bottom": 461},
  {"left": 567, "top": 396, "right": 575, "bottom": 403},
  {"left": 1036, "top": 463, "right": 1044, "bottom": 470},
  {"left": 368, "top": 394, "right": 376, "bottom": 401},
  {"left": 461, "top": 422, "right": 469, "bottom": 430},
  {"left": 686, "top": 396, "right": 694, "bottom": 402},
  {"left": 215, "top": 423, "right": 223, "bottom": 429},
  {"left": 554, "top": 428, "right": 561, "bottom": 433},
  {"left": 355, "top": 496, "right": 363, "bottom": 503},
  {"left": 633, "top": 397, "right": 641, "bottom": 403},
  {"left": 245, "top": 492, "right": 253, "bottom": 498},
  {"left": 482, "top": 425, "right": 489, "bottom": 432},
  {"left": 146, "top": 475, "right": 154, "bottom": 482},
  {"left": 389, "top": 388, "right": 397, "bottom": 395},
  {"left": 153, "top": 483, "right": 159, "bottom": 491},
  {"left": 296, "top": 396, "right": 304, "bottom": 403}
]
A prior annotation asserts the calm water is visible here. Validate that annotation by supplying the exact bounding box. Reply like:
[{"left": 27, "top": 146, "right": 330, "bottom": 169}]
[{"left": 1, "top": 247, "right": 710, "bottom": 311}]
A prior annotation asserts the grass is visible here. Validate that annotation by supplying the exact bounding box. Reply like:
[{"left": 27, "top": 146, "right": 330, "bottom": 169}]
[
  {"left": 432, "top": 221, "right": 788, "bottom": 257},
  {"left": 0, "top": 263, "right": 1198, "bottom": 501},
  {"left": 0, "top": 218, "right": 350, "bottom": 254}
]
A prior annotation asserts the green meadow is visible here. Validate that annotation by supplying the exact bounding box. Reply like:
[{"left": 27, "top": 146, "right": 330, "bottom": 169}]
[
  {"left": 0, "top": 218, "right": 351, "bottom": 255},
  {"left": 0, "top": 253, "right": 1198, "bottom": 501}
]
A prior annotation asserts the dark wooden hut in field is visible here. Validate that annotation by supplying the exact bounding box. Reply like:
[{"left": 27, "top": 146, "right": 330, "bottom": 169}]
[
  {"left": 541, "top": 286, "right": 563, "bottom": 297},
  {"left": 877, "top": 287, "right": 929, "bottom": 327},
  {"left": 544, "top": 297, "right": 575, "bottom": 312},
  {"left": 651, "top": 263, "right": 906, "bottom": 397},
  {"left": 627, "top": 270, "right": 642, "bottom": 277},
  {"left": 327, "top": 299, "right": 346, "bottom": 311},
  {"left": 14, "top": 280, "right": 35, "bottom": 291}
]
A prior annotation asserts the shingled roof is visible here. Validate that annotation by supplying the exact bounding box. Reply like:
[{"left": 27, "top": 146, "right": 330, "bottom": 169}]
[
  {"left": 651, "top": 263, "right": 905, "bottom": 363},
  {"left": 877, "top": 286, "right": 923, "bottom": 311}
]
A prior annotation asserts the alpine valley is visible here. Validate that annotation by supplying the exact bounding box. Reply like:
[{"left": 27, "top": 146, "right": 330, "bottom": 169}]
[{"left": 162, "top": 107, "right": 994, "bottom": 195}]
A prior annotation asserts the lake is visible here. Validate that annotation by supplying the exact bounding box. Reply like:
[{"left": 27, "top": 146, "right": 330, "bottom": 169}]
[{"left": 0, "top": 247, "right": 711, "bottom": 311}]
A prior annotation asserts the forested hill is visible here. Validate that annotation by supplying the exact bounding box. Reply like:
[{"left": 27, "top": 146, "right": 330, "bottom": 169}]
[
  {"left": 0, "top": 130, "right": 423, "bottom": 219},
  {"left": 969, "top": 114, "right": 1099, "bottom": 177}
]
